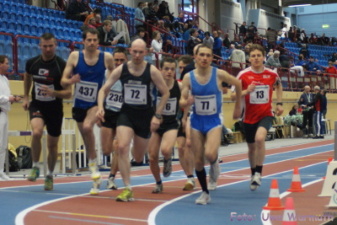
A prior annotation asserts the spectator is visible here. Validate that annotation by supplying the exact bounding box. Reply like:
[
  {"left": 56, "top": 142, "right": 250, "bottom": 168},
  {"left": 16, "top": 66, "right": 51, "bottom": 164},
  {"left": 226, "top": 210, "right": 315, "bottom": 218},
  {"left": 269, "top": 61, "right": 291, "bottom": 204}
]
[
  {"left": 299, "top": 29, "right": 307, "bottom": 43},
  {"left": 290, "top": 56, "right": 305, "bottom": 77},
  {"left": 289, "top": 103, "right": 301, "bottom": 116},
  {"left": 135, "top": 2, "right": 146, "bottom": 30},
  {"left": 265, "top": 50, "right": 281, "bottom": 68},
  {"left": 157, "top": 1, "right": 173, "bottom": 21},
  {"left": 97, "top": 20, "right": 118, "bottom": 46},
  {"left": 288, "top": 27, "right": 295, "bottom": 41},
  {"left": 267, "top": 49, "right": 274, "bottom": 59},
  {"left": 222, "top": 33, "right": 231, "bottom": 49},
  {"left": 312, "top": 86, "right": 324, "bottom": 139},
  {"left": 279, "top": 24, "right": 287, "bottom": 40},
  {"left": 186, "top": 28, "right": 202, "bottom": 55},
  {"left": 329, "top": 53, "right": 337, "bottom": 63},
  {"left": 130, "top": 27, "right": 146, "bottom": 43},
  {"left": 299, "top": 44, "right": 310, "bottom": 59},
  {"left": 247, "top": 22, "right": 257, "bottom": 41},
  {"left": 239, "top": 21, "right": 247, "bottom": 42},
  {"left": 325, "top": 61, "right": 337, "bottom": 75},
  {"left": 298, "top": 85, "right": 314, "bottom": 137},
  {"left": 265, "top": 28, "right": 277, "bottom": 51},
  {"left": 213, "top": 30, "right": 222, "bottom": 56},
  {"left": 203, "top": 31, "right": 214, "bottom": 49},
  {"left": 144, "top": 2, "right": 159, "bottom": 23},
  {"left": 306, "top": 56, "right": 322, "bottom": 75},
  {"left": 151, "top": 30, "right": 163, "bottom": 61},
  {"left": 66, "top": 0, "right": 89, "bottom": 22},
  {"left": 84, "top": 8, "right": 102, "bottom": 28},
  {"left": 229, "top": 44, "right": 245, "bottom": 69}
]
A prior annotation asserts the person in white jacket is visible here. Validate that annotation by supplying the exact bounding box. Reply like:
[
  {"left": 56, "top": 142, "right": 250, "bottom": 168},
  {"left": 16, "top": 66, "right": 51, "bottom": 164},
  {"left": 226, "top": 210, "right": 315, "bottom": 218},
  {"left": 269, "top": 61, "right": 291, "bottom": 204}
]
[
  {"left": 151, "top": 30, "right": 163, "bottom": 63},
  {"left": 0, "top": 55, "right": 20, "bottom": 180}
]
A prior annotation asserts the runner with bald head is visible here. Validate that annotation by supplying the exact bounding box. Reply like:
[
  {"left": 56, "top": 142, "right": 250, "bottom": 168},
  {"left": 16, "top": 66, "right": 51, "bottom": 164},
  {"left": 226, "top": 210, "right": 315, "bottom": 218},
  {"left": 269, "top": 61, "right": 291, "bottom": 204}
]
[{"left": 97, "top": 38, "right": 169, "bottom": 201}]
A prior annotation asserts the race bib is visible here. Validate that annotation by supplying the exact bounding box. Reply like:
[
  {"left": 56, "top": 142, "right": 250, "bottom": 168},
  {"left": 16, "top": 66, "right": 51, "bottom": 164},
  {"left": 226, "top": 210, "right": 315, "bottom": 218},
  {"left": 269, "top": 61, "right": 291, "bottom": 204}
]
[
  {"left": 194, "top": 95, "right": 217, "bottom": 115},
  {"left": 34, "top": 83, "right": 55, "bottom": 101},
  {"left": 74, "top": 81, "right": 98, "bottom": 102},
  {"left": 124, "top": 83, "right": 147, "bottom": 105},
  {"left": 106, "top": 90, "right": 123, "bottom": 109},
  {"left": 157, "top": 97, "right": 177, "bottom": 116},
  {"left": 249, "top": 85, "right": 269, "bottom": 104}
]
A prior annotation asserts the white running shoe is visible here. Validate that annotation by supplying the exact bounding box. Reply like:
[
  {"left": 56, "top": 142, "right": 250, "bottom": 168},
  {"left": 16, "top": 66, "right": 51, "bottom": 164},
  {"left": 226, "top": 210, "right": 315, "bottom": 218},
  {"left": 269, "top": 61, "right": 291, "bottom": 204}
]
[
  {"left": 183, "top": 178, "right": 195, "bottom": 191},
  {"left": 208, "top": 161, "right": 220, "bottom": 190},
  {"left": 107, "top": 177, "right": 118, "bottom": 190},
  {"left": 250, "top": 172, "right": 261, "bottom": 191},
  {"left": 0, "top": 172, "right": 11, "bottom": 181},
  {"left": 195, "top": 191, "right": 211, "bottom": 205}
]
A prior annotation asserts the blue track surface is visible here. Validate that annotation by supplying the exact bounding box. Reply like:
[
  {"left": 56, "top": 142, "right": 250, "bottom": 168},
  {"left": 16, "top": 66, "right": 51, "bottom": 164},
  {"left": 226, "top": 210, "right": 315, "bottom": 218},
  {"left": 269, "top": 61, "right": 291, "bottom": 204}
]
[{"left": 0, "top": 144, "right": 332, "bottom": 225}]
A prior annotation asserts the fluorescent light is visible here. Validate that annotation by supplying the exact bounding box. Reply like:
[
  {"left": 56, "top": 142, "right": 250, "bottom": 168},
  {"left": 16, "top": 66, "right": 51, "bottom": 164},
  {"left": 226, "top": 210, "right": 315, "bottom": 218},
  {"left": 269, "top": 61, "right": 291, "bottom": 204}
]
[{"left": 288, "top": 4, "right": 311, "bottom": 7}]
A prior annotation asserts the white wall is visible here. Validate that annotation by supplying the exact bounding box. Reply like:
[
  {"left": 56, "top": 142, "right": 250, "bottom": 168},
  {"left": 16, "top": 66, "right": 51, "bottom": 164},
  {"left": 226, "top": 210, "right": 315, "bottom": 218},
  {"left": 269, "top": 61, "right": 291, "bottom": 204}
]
[{"left": 289, "top": 4, "right": 337, "bottom": 37}]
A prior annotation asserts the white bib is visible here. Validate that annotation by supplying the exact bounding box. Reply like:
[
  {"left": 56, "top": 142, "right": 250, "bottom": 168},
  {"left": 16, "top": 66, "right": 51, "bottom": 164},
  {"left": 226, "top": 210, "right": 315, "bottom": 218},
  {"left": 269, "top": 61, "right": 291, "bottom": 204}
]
[
  {"left": 124, "top": 83, "right": 147, "bottom": 105},
  {"left": 74, "top": 81, "right": 98, "bottom": 102},
  {"left": 35, "top": 83, "right": 55, "bottom": 101},
  {"left": 249, "top": 85, "right": 269, "bottom": 104},
  {"left": 194, "top": 95, "right": 217, "bottom": 115},
  {"left": 157, "top": 96, "right": 177, "bottom": 116},
  {"left": 106, "top": 90, "right": 123, "bottom": 109}
]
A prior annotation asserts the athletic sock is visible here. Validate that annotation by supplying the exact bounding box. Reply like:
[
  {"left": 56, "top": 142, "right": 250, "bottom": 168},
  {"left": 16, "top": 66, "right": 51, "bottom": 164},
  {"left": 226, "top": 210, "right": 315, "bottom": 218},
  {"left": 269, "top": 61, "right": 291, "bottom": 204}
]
[
  {"left": 255, "top": 165, "right": 263, "bottom": 174},
  {"left": 156, "top": 180, "right": 162, "bottom": 185},
  {"left": 109, "top": 174, "right": 115, "bottom": 179},
  {"left": 251, "top": 167, "right": 256, "bottom": 176},
  {"left": 187, "top": 174, "right": 194, "bottom": 178},
  {"left": 195, "top": 168, "right": 208, "bottom": 194}
]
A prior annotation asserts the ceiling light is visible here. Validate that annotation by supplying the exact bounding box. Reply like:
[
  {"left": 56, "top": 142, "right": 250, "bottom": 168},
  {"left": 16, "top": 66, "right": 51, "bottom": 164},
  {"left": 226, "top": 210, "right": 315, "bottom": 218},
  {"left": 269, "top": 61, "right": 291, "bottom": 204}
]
[{"left": 288, "top": 4, "right": 311, "bottom": 7}]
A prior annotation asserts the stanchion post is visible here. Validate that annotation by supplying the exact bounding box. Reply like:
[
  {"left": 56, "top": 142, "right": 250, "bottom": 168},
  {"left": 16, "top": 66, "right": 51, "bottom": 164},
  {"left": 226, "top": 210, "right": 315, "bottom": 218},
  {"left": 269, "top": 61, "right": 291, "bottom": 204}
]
[
  {"left": 5, "top": 146, "right": 9, "bottom": 175},
  {"left": 335, "top": 121, "right": 337, "bottom": 160},
  {"left": 72, "top": 133, "right": 76, "bottom": 175}
]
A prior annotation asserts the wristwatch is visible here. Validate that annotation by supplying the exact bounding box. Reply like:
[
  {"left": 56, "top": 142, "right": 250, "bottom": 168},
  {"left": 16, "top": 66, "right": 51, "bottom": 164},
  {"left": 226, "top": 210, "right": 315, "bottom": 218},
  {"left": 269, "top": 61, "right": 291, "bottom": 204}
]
[{"left": 154, "top": 113, "right": 162, "bottom": 119}]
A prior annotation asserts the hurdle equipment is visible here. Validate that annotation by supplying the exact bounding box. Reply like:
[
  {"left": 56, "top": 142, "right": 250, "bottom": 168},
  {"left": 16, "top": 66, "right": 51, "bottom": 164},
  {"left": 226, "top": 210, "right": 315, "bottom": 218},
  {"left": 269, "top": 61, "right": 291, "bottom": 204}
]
[{"left": 263, "top": 179, "right": 285, "bottom": 210}]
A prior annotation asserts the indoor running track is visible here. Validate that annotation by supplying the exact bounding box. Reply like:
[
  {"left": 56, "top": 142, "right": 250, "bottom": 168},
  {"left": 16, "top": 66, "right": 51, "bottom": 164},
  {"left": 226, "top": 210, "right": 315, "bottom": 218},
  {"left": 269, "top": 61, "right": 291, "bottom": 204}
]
[{"left": 0, "top": 140, "right": 334, "bottom": 225}]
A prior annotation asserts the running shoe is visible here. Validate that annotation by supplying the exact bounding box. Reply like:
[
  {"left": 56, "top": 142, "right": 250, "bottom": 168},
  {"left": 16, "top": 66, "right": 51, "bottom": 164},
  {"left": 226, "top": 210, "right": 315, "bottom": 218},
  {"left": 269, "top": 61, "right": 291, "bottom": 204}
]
[
  {"left": 44, "top": 175, "right": 53, "bottom": 191},
  {"left": 195, "top": 191, "right": 211, "bottom": 205},
  {"left": 116, "top": 188, "right": 134, "bottom": 202},
  {"left": 27, "top": 167, "right": 40, "bottom": 181},
  {"left": 90, "top": 178, "right": 101, "bottom": 195},
  {"left": 152, "top": 184, "right": 163, "bottom": 193},
  {"left": 208, "top": 161, "right": 220, "bottom": 190},
  {"left": 250, "top": 172, "right": 261, "bottom": 191},
  {"left": 183, "top": 178, "right": 195, "bottom": 191},
  {"left": 163, "top": 158, "right": 172, "bottom": 177},
  {"left": 107, "top": 177, "right": 118, "bottom": 190}
]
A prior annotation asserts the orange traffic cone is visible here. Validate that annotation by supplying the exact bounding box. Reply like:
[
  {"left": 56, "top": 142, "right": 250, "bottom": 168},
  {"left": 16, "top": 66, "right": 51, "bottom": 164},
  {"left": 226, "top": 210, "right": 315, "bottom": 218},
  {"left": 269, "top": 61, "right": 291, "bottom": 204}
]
[
  {"left": 282, "top": 197, "right": 297, "bottom": 225},
  {"left": 287, "top": 167, "right": 305, "bottom": 192},
  {"left": 263, "top": 179, "right": 284, "bottom": 210}
]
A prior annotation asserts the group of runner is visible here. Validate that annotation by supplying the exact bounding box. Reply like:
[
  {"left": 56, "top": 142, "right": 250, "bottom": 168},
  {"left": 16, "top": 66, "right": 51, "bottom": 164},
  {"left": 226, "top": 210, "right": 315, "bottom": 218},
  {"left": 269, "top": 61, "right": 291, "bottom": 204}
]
[{"left": 20, "top": 28, "right": 283, "bottom": 205}]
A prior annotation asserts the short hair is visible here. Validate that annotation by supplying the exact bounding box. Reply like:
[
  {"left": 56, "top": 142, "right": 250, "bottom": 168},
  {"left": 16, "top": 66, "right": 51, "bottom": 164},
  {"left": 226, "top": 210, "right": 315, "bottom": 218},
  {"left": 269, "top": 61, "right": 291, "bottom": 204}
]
[
  {"left": 152, "top": 30, "right": 160, "bottom": 39},
  {"left": 195, "top": 44, "right": 213, "bottom": 55},
  {"left": 0, "top": 55, "right": 8, "bottom": 64},
  {"left": 189, "top": 28, "right": 197, "bottom": 36},
  {"left": 274, "top": 50, "right": 280, "bottom": 55},
  {"left": 40, "top": 33, "right": 55, "bottom": 41},
  {"left": 103, "top": 20, "right": 112, "bottom": 26},
  {"left": 137, "top": 27, "right": 145, "bottom": 33},
  {"left": 138, "top": 2, "right": 144, "bottom": 7},
  {"left": 248, "top": 44, "right": 266, "bottom": 56},
  {"left": 82, "top": 28, "right": 99, "bottom": 39},
  {"left": 204, "top": 31, "right": 210, "bottom": 36},
  {"left": 113, "top": 46, "right": 128, "bottom": 58},
  {"left": 314, "top": 85, "right": 320, "bottom": 90},
  {"left": 160, "top": 57, "right": 176, "bottom": 68},
  {"left": 178, "top": 55, "right": 193, "bottom": 64}
]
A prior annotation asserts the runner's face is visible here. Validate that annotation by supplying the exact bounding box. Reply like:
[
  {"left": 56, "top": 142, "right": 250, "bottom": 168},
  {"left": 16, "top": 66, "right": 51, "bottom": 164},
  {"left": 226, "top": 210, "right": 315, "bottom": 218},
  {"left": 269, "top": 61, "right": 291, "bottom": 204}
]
[
  {"left": 249, "top": 49, "right": 264, "bottom": 68},
  {"left": 40, "top": 38, "right": 56, "bottom": 60},
  {"left": 113, "top": 52, "right": 127, "bottom": 67},
  {"left": 178, "top": 61, "right": 187, "bottom": 75},
  {"left": 130, "top": 44, "right": 147, "bottom": 64},
  {"left": 161, "top": 62, "right": 176, "bottom": 80},
  {"left": 195, "top": 47, "right": 213, "bottom": 68},
  {"left": 83, "top": 33, "right": 99, "bottom": 51}
]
